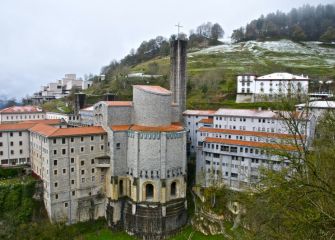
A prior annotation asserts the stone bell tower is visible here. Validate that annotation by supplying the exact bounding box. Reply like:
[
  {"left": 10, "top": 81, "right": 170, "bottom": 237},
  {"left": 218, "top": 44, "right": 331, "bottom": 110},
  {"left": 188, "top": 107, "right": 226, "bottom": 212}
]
[{"left": 170, "top": 39, "right": 187, "bottom": 121}]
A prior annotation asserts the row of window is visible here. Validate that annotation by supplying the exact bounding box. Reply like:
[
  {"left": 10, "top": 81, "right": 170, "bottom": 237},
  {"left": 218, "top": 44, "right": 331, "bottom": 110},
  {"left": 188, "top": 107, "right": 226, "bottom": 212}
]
[
  {"left": 0, "top": 149, "right": 24, "bottom": 156},
  {"left": 3, "top": 114, "right": 44, "bottom": 120},
  {"left": 53, "top": 158, "right": 95, "bottom": 166},
  {"left": 52, "top": 145, "right": 105, "bottom": 155},
  {"left": 0, "top": 132, "right": 23, "bottom": 137},
  {"left": 0, "top": 141, "right": 23, "bottom": 147},
  {"left": 53, "top": 135, "right": 104, "bottom": 144}
]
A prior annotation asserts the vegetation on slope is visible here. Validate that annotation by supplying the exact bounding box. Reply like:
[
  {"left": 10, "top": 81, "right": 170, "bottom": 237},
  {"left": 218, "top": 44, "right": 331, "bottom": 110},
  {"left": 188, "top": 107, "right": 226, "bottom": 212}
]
[{"left": 232, "top": 4, "right": 335, "bottom": 43}]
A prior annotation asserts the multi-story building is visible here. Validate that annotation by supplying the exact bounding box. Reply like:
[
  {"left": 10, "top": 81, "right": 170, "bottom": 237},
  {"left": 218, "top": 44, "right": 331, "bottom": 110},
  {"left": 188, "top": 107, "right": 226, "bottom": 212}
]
[
  {"left": 296, "top": 100, "right": 335, "bottom": 120},
  {"left": 0, "top": 119, "right": 63, "bottom": 166},
  {"left": 194, "top": 108, "right": 316, "bottom": 190},
  {"left": 0, "top": 106, "right": 46, "bottom": 123},
  {"left": 30, "top": 124, "right": 108, "bottom": 223},
  {"left": 46, "top": 112, "right": 80, "bottom": 126},
  {"left": 183, "top": 110, "right": 215, "bottom": 153},
  {"left": 236, "top": 72, "right": 309, "bottom": 103}
]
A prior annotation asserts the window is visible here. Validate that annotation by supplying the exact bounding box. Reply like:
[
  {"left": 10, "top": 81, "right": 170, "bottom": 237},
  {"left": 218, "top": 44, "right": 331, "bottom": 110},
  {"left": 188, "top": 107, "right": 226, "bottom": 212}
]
[
  {"left": 81, "top": 137, "right": 84, "bottom": 142},
  {"left": 71, "top": 158, "right": 74, "bottom": 163},
  {"left": 71, "top": 148, "right": 74, "bottom": 153},
  {"left": 62, "top": 149, "right": 66, "bottom": 155},
  {"left": 91, "top": 146, "right": 94, "bottom": 151},
  {"left": 0, "top": 151, "right": 3, "bottom": 156},
  {"left": 53, "top": 139, "right": 57, "bottom": 144},
  {"left": 116, "top": 143, "right": 120, "bottom": 149},
  {"left": 20, "top": 149, "right": 23, "bottom": 154},
  {"left": 81, "top": 170, "right": 85, "bottom": 175},
  {"left": 81, "top": 160, "right": 84, "bottom": 166},
  {"left": 119, "top": 180, "right": 123, "bottom": 195},
  {"left": 54, "top": 170, "right": 57, "bottom": 175},
  {"left": 54, "top": 160, "right": 57, "bottom": 166},
  {"left": 92, "top": 168, "right": 95, "bottom": 173},
  {"left": 63, "top": 169, "right": 66, "bottom": 174},
  {"left": 19, "top": 132, "right": 22, "bottom": 137},
  {"left": 71, "top": 180, "right": 75, "bottom": 184},
  {"left": 91, "top": 136, "right": 94, "bottom": 141},
  {"left": 71, "top": 167, "right": 74, "bottom": 173},
  {"left": 55, "top": 194, "right": 58, "bottom": 199},
  {"left": 54, "top": 182, "right": 58, "bottom": 187},
  {"left": 62, "top": 138, "right": 66, "bottom": 144},
  {"left": 72, "top": 191, "right": 75, "bottom": 196},
  {"left": 53, "top": 150, "right": 57, "bottom": 155},
  {"left": 101, "top": 135, "right": 104, "bottom": 140},
  {"left": 81, "top": 147, "right": 84, "bottom": 152},
  {"left": 145, "top": 184, "right": 154, "bottom": 201},
  {"left": 19, "top": 141, "right": 22, "bottom": 146},
  {"left": 91, "top": 159, "right": 94, "bottom": 164},
  {"left": 10, "top": 132, "right": 13, "bottom": 137},
  {"left": 64, "top": 202, "right": 68, "bottom": 207},
  {"left": 101, "top": 145, "right": 104, "bottom": 150},
  {"left": 81, "top": 178, "right": 85, "bottom": 183},
  {"left": 10, "top": 141, "right": 13, "bottom": 146},
  {"left": 70, "top": 137, "right": 74, "bottom": 143},
  {"left": 171, "top": 182, "right": 177, "bottom": 197}
]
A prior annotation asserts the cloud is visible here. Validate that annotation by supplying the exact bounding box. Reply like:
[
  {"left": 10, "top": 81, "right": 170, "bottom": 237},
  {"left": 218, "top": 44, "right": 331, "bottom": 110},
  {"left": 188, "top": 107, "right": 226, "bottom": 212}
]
[{"left": 0, "top": 0, "right": 332, "bottom": 98}]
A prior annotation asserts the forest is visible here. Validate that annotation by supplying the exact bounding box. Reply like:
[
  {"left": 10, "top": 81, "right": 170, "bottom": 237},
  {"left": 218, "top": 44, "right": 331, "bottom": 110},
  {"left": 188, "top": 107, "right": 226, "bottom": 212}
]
[{"left": 231, "top": 4, "right": 335, "bottom": 42}]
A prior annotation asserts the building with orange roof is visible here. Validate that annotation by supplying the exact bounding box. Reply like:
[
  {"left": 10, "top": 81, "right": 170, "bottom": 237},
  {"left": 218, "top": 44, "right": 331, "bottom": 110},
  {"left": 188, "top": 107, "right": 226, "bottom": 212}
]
[
  {"left": 0, "top": 105, "right": 46, "bottom": 123},
  {"left": 191, "top": 106, "right": 316, "bottom": 191}
]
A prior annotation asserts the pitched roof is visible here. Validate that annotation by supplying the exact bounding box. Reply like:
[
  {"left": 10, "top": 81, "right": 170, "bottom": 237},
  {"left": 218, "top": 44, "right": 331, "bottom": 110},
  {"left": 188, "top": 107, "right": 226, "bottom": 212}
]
[
  {"left": 134, "top": 85, "right": 171, "bottom": 95},
  {"left": 29, "top": 124, "right": 106, "bottom": 137},
  {"left": 104, "top": 101, "right": 133, "bottom": 107},
  {"left": 256, "top": 72, "right": 308, "bottom": 80},
  {"left": 215, "top": 109, "right": 277, "bottom": 118},
  {"left": 199, "top": 127, "right": 302, "bottom": 139},
  {"left": 204, "top": 137, "right": 298, "bottom": 151},
  {"left": 183, "top": 110, "right": 216, "bottom": 116},
  {"left": 0, "top": 123, "right": 37, "bottom": 131},
  {"left": 199, "top": 118, "right": 213, "bottom": 124},
  {"left": 0, "top": 105, "right": 43, "bottom": 113}
]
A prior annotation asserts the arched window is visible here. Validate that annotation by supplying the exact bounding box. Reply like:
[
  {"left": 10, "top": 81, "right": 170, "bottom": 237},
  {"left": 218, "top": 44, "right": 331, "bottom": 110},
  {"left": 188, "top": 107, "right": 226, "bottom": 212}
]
[
  {"left": 171, "top": 182, "right": 177, "bottom": 197},
  {"left": 119, "top": 180, "right": 123, "bottom": 196},
  {"left": 145, "top": 184, "right": 154, "bottom": 201}
]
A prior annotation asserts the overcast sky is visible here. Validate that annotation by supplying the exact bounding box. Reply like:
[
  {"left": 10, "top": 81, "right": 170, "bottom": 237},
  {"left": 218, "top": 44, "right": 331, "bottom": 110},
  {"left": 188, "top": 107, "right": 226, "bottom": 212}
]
[{"left": 0, "top": 0, "right": 333, "bottom": 99}]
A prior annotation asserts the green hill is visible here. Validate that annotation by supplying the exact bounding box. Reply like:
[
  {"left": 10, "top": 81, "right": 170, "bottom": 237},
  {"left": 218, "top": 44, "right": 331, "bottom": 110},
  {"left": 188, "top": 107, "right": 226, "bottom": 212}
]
[{"left": 85, "top": 39, "right": 335, "bottom": 110}]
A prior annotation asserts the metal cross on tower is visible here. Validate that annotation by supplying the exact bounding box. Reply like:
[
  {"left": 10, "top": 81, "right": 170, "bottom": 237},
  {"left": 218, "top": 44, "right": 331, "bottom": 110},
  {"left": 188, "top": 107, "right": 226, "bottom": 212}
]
[{"left": 175, "top": 23, "right": 183, "bottom": 38}]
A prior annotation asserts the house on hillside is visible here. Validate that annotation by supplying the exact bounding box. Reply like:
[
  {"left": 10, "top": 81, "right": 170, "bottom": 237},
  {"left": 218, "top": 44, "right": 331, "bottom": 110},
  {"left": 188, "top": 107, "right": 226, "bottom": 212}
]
[{"left": 236, "top": 72, "right": 309, "bottom": 103}]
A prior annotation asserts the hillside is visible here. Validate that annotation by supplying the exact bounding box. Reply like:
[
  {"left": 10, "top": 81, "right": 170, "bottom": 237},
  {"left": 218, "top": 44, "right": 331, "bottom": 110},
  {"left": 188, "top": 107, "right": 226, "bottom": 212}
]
[{"left": 85, "top": 39, "right": 335, "bottom": 110}]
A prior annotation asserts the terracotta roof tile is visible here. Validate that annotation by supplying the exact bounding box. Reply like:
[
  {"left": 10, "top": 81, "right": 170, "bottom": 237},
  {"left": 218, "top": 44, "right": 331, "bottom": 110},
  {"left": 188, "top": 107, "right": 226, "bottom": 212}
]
[
  {"left": 0, "top": 123, "right": 37, "bottom": 131},
  {"left": 130, "top": 123, "right": 184, "bottom": 132},
  {"left": 110, "top": 125, "right": 131, "bottom": 131},
  {"left": 199, "top": 118, "right": 213, "bottom": 124},
  {"left": 29, "top": 124, "right": 106, "bottom": 137},
  {"left": 204, "top": 137, "right": 298, "bottom": 151},
  {"left": 199, "top": 127, "right": 302, "bottom": 139},
  {"left": 0, "top": 105, "right": 43, "bottom": 113},
  {"left": 104, "top": 101, "right": 133, "bottom": 107},
  {"left": 134, "top": 85, "right": 171, "bottom": 95}
]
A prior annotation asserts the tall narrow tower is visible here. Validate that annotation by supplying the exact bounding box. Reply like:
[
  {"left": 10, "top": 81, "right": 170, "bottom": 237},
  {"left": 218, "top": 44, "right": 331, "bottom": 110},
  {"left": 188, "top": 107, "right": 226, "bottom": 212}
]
[{"left": 170, "top": 39, "right": 187, "bottom": 120}]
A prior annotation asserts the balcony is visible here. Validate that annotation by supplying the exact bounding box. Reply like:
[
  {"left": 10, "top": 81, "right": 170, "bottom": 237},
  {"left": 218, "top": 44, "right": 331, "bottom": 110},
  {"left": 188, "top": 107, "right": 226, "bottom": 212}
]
[{"left": 95, "top": 156, "right": 110, "bottom": 168}]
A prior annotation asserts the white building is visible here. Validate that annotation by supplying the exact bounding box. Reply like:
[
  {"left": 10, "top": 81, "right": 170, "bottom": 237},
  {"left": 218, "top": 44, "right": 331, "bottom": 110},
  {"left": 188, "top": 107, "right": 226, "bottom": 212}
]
[
  {"left": 79, "top": 106, "right": 94, "bottom": 126},
  {"left": 0, "top": 106, "right": 46, "bottom": 123},
  {"left": 193, "top": 108, "right": 316, "bottom": 190},
  {"left": 236, "top": 72, "right": 309, "bottom": 103},
  {"left": 296, "top": 101, "right": 335, "bottom": 120},
  {"left": 183, "top": 110, "right": 216, "bottom": 153},
  {"left": 46, "top": 112, "right": 80, "bottom": 125}
]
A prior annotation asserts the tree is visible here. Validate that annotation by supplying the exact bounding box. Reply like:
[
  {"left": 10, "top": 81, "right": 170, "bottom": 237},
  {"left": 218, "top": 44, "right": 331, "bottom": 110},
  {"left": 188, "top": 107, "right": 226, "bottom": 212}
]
[
  {"left": 211, "top": 23, "right": 224, "bottom": 40},
  {"left": 231, "top": 27, "right": 245, "bottom": 42},
  {"left": 320, "top": 26, "right": 335, "bottom": 42},
  {"left": 240, "top": 102, "right": 335, "bottom": 239},
  {"left": 290, "top": 24, "right": 307, "bottom": 41}
]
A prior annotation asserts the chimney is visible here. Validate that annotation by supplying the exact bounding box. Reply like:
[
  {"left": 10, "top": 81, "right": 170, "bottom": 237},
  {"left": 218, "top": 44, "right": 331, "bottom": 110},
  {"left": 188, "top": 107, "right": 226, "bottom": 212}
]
[
  {"left": 74, "top": 93, "right": 86, "bottom": 115},
  {"left": 170, "top": 39, "right": 187, "bottom": 121}
]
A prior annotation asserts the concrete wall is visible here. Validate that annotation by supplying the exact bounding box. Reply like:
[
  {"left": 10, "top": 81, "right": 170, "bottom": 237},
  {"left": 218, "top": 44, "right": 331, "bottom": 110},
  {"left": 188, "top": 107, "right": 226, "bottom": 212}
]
[
  {"left": 0, "top": 112, "right": 46, "bottom": 123},
  {"left": 133, "top": 87, "right": 171, "bottom": 126}
]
